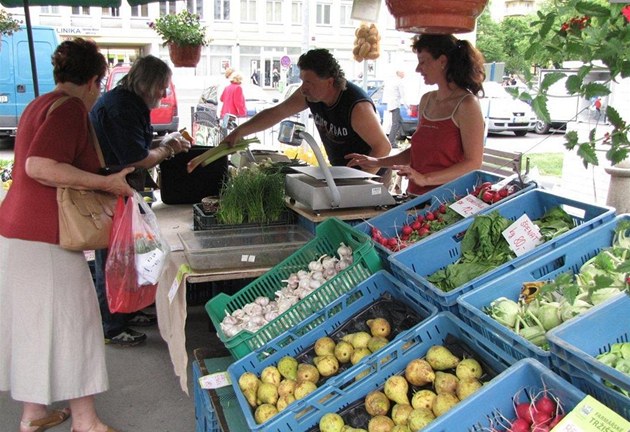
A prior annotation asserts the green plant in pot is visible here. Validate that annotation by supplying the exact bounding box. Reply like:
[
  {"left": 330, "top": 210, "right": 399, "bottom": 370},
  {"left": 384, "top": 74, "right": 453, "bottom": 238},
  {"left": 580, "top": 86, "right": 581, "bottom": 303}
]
[
  {"left": 148, "top": 10, "right": 210, "bottom": 67},
  {"left": 513, "top": 0, "right": 630, "bottom": 167}
]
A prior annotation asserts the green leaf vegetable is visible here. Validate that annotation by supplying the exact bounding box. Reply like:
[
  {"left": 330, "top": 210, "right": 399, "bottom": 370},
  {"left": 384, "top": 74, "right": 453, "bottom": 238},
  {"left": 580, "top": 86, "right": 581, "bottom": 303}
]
[
  {"left": 187, "top": 138, "right": 260, "bottom": 173},
  {"left": 596, "top": 342, "right": 630, "bottom": 397}
]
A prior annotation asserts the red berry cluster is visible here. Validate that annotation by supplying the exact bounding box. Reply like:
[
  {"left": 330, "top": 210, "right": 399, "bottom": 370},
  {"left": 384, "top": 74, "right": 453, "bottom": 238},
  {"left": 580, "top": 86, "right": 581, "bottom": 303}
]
[{"left": 560, "top": 15, "right": 590, "bottom": 34}]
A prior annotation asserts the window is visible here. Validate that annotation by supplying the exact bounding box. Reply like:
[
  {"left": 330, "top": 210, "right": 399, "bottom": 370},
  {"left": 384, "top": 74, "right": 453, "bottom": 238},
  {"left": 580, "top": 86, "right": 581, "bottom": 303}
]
[
  {"left": 71, "top": 6, "right": 90, "bottom": 15},
  {"left": 187, "top": 0, "right": 204, "bottom": 19},
  {"left": 266, "top": 0, "right": 281, "bottom": 23},
  {"left": 159, "top": 1, "right": 177, "bottom": 16},
  {"left": 102, "top": 7, "right": 120, "bottom": 17},
  {"left": 316, "top": 2, "right": 331, "bottom": 25},
  {"left": 131, "top": 4, "right": 149, "bottom": 17},
  {"left": 214, "top": 0, "right": 230, "bottom": 20},
  {"left": 340, "top": 2, "right": 352, "bottom": 26},
  {"left": 291, "top": 1, "right": 302, "bottom": 24},
  {"left": 241, "top": 0, "right": 256, "bottom": 22},
  {"left": 40, "top": 6, "right": 60, "bottom": 13}
]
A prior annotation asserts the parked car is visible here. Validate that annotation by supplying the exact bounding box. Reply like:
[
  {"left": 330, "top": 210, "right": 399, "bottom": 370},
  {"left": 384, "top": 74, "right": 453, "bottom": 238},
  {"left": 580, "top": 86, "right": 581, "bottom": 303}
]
[
  {"left": 368, "top": 83, "right": 419, "bottom": 138},
  {"left": 197, "top": 83, "right": 279, "bottom": 118},
  {"left": 480, "top": 81, "right": 536, "bottom": 137},
  {"left": 104, "top": 65, "right": 179, "bottom": 135}
]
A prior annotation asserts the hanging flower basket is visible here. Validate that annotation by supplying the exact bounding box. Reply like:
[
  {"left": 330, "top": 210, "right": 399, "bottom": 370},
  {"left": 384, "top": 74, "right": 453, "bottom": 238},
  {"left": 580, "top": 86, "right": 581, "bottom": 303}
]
[
  {"left": 385, "top": 0, "right": 489, "bottom": 34},
  {"left": 168, "top": 43, "right": 202, "bottom": 68}
]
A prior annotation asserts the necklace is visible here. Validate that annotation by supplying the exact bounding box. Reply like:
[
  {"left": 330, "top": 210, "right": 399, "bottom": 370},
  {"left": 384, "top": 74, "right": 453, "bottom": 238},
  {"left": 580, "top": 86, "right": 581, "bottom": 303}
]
[{"left": 434, "top": 88, "right": 455, "bottom": 104}]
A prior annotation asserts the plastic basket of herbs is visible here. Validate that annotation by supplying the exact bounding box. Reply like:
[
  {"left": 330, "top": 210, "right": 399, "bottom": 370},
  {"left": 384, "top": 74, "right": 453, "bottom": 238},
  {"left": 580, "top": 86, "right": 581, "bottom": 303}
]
[
  {"left": 387, "top": 189, "right": 615, "bottom": 314},
  {"left": 456, "top": 214, "right": 629, "bottom": 368},
  {"left": 355, "top": 170, "right": 535, "bottom": 263},
  {"left": 205, "top": 217, "right": 383, "bottom": 360},
  {"left": 226, "top": 270, "right": 438, "bottom": 432}
]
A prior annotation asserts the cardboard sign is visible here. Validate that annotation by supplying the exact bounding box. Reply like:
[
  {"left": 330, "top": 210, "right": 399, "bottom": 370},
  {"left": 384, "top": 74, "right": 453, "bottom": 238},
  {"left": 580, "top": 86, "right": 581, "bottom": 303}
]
[
  {"left": 551, "top": 395, "right": 630, "bottom": 431},
  {"left": 450, "top": 194, "right": 491, "bottom": 217},
  {"left": 502, "top": 214, "right": 543, "bottom": 256}
]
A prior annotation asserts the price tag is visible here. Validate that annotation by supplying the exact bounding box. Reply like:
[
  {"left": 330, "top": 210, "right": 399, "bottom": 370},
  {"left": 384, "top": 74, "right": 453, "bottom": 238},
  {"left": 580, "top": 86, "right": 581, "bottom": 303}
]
[
  {"left": 136, "top": 247, "right": 166, "bottom": 285},
  {"left": 168, "top": 264, "right": 190, "bottom": 304},
  {"left": 199, "top": 372, "right": 232, "bottom": 389},
  {"left": 502, "top": 214, "right": 543, "bottom": 257},
  {"left": 449, "top": 194, "right": 490, "bottom": 217},
  {"left": 551, "top": 395, "right": 630, "bottom": 431},
  {"left": 241, "top": 254, "right": 256, "bottom": 263}
]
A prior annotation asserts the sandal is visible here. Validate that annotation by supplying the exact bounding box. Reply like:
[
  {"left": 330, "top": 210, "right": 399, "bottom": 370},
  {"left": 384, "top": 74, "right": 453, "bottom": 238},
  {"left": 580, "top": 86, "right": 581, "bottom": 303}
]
[{"left": 20, "top": 408, "right": 70, "bottom": 432}]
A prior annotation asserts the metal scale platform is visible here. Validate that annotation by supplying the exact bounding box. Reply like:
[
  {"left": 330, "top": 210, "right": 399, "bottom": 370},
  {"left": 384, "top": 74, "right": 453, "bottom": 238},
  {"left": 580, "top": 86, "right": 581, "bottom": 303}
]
[{"left": 278, "top": 121, "right": 396, "bottom": 211}]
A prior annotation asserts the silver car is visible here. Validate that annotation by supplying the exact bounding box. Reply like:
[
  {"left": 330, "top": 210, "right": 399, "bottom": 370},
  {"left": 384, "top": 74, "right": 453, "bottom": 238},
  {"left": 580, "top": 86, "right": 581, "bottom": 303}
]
[{"left": 481, "top": 81, "right": 536, "bottom": 137}]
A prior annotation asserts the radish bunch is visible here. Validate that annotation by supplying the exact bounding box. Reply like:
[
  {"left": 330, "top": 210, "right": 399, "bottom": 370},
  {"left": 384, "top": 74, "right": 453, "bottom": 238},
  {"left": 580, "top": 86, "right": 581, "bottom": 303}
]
[
  {"left": 474, "top": 181, "right": 517, "bottom": 204},
  {"left": 492, "top": 388, "right": 565, "bottom": 432}
]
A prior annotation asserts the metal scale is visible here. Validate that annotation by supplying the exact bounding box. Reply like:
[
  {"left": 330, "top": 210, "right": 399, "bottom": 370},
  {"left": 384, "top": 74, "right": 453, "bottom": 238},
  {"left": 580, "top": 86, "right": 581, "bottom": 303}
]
[{"left": 278, "top": 120, "right": 396, "bottom": 211}]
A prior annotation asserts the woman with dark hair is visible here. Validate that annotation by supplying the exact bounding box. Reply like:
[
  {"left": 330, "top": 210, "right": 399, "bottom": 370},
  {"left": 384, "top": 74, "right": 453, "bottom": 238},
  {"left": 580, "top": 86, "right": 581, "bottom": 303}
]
[
  {"left": 0, "top": 38, "right": 134, "bottom": 432},
  {"left": 346, "top": 34, "right": 486, "bottom": 195}
]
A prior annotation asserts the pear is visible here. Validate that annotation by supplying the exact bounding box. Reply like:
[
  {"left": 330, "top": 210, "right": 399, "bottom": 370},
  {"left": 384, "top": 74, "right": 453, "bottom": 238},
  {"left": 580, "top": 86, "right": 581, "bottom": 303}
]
[
  {"left": 319, "top": 412, "right": 345, "bottom": 432},
  {"left": 254, "top": 403, "right": 278, "bottom": 424},
  {"left": 391, "top": 426, "right": 412, "bottom": 432},
  {"left": 432, "top": 392, "right": 459, "bottom": 417},
  {"left": 277, "top": 379, "right": 297, "bottom": 397},
  {"left": 243, "top": 387, "right": 257, "bottom": 408},
  {"left": 425, "top": 345, "right": 460, "bottom": 371},
  {"left": 277, "top": 356, "right": 298, "bottom": 381},
  {"left": 405, "top": 358, "right": 435, "bottom": 386},
  {"left": 315, "top": 336, "right": 336, "bottom": 356},
  {"left": 367, "top": 317, "right": 392, "bottom": 338},
  {"left": 256, "top": 382, "right": 279, "bottom": 405},
  {"left": 367, "top": 336, "right": 389, "bottom": 353},
  {"left": 351, "top": 347, "right": 372, "bottom": 365},
  {"left": 434, "top": 371, "right": 459, "bottom": 395},
  {"left": 368, "top": 415, "right": 394, "bottom": 432},
  {"left": 408, "top": 408, "right": 436, "bottom": 430},
  {"left": 364, "top": 390, "right": 390, "bottom": 416},
  {"left": 238, "top": 371, "right": 260, "bottom": 392},
  {"left": 391, "top": 403, "right": 414, "bottom": 425},
  {"left": 456, "top": 377, "right": 483, "bottom": 400},
  {"left": 455, "top": 358, "right": 483, "bottom": 380},
  {"left": 314, "top": 355, "right": 340, "bottom": 377},
  {"left": 334, "top": 340, "right": 354, "bottom": 364},
  {"left": 384, "top": 375, "right": 410, "bottom": 405},
  {"left": 297, "top": 363, "right": 320, "bottom": 384},
  {"left": 294, "top": 380, "right": 317, "bottom": 400},
  {"left": 343, "top": 331, "right": 371, "bottom": 349},
  {"left": 276, "top": 394, "right": 295, "bottom": 411},
  {"left": 260, "top": 366, "right": 281, "bottom": 386},
  {"left": 411, "top": 389, "right": 437, "bottom": 410}
]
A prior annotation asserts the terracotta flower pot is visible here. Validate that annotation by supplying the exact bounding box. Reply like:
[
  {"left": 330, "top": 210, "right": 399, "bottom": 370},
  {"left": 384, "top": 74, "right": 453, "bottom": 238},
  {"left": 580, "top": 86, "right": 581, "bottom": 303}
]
[
  {"left": 385, "top": 0, "right": 489, "bottom": 34},
  {"left": 168, "top": 43, "right": 202, "bottom": 68}
]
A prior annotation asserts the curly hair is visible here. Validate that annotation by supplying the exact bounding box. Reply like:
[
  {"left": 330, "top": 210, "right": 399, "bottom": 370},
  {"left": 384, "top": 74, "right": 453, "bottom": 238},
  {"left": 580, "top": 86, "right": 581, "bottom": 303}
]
[
  {"left": 297, "top": 48, "right": 347, "bottom": 90},
  {"left": 118, "top": 55, "right": 172, "bottom": 101},
  {"left": 412, "top": 34, "right": 486, "bottom": 96},
  {"left": 52, "top": 38, "right": 108, "bottom": 86}
]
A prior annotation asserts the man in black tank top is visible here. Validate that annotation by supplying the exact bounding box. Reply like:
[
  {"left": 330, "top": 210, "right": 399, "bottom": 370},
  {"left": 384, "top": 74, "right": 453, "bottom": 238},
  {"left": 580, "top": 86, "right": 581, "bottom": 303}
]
[{"left": 220, "top": 49, "right": 392, "bottom": 176}]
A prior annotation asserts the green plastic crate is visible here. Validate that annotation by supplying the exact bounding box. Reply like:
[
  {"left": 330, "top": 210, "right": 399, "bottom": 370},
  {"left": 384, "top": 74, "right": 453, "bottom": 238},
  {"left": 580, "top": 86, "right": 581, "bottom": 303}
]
[{"left": 205, "top": 217, "right": 383, "bottom": 359}]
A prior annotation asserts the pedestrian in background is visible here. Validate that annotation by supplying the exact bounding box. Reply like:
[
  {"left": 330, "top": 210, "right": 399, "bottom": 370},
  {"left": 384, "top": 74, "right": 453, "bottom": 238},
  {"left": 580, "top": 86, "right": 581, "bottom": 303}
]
[
  {"left": 0, "top": 38, "right": 135, "bottom": 432},
  {"left": 220, "top": 72, "right": 247, "bottom": 118},
  {"left": 383, "top": 67, "right": 406, "bottom": 149}
]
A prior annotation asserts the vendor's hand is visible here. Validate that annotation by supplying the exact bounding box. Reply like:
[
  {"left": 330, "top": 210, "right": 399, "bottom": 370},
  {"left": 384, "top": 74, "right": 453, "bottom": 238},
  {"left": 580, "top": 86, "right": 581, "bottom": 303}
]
[
  {"left": 221, "top": 129, "right": 243, "bottom": 148},
  {"left": 345, "top": 152, "right": 381, "bottom": 169},
  {"left": 393, "top": 164, "right": 428, "bottom": 188},
  {"left": 161, "top": 131, "right": 191, "bottom": 154},
  {"left": 107, "top": 167, "right": 136, "bottom": 197}
]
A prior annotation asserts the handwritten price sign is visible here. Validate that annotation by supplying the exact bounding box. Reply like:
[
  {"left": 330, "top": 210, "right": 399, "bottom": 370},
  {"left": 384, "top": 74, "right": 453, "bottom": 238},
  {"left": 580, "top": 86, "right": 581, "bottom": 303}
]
[
  {"left": 199, "top": 371, "right": 232, "bottom": 389},
  {"left": 502, "top": 214, "right": 543, "bottom": 256},
  {"left": 450, "top": 194, "right": 490, "bottom": 217}
]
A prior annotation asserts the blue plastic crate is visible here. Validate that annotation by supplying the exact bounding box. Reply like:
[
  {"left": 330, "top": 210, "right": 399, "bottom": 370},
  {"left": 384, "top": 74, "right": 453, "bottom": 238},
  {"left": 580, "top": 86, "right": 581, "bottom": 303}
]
[
  {"left": 387, "top": 188, "right": 615, "bottom": 314},
  {"left": 423, "top": 359, "right": 586, "bottom": 431},
  {"left": 193, "top": 360, "right": 221, "bottom": 432},
  {"left": 227, "top": 270, "right": 438, "bottom": 432},
  {"left": 547, "top": 294, "right": 630, "bottom": 420},
  {"left": 259, "top": 312, "right": 512, "bottom": 432},
  {"left": 456, "top": 215, "right": 629, "bottom": 368},
  {"left": 355, "top": 170, "right": 535, "bottom": 266}
]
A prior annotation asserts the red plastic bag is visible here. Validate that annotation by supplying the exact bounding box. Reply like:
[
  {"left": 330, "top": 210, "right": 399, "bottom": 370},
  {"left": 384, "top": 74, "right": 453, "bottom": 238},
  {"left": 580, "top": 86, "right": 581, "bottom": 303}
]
[{"left": 105, "top": 193, "right": 169, "bottom": 313}]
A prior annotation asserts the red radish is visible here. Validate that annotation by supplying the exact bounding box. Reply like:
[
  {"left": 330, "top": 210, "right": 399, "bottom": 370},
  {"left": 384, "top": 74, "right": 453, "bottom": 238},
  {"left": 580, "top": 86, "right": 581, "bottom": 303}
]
[
  {"left": 548, "top": 414, "right": 564, "bottom": 428},
  {"left": 411, "top": 220, "right": 421, "bottom": 230},
  {"left": 531, "top": 425, "right": 550, "bottom": 432},
  {"left": 416, "top": 215, "right": 425, "bottom": 223},
  {"left": 401, "top": 225, "right": 413, "bottom": 236},
  {"left": 371, "top": 227, "right": 382, "bottom": 237},
  {"left": 532, "top": 410, "right": 552, "bottom": 426},
  {"left": 535, "top": 395, "right": 556, "bottom": 415},
  {"left": 481, "top": 191, "right": 494, "bottom": 203},
  {"left": 498, "top": 188, "right": 509, "bottom": 198},
  {"left": 379, "top": 237, "right": 389, "bottom": 246},
  {"left": 480, "top": 181, "right": 493, "bottom": 189},
  {"left": 509, "top": 418, "right": 531, "bottom": 432},
  {"left": 418, "top": 227, "right": 430, "bottom": 236},
  {"left": 514, "top": 402, "right": 533, "bottom": 424},
  {"left": 387, "top": 237, "right": 398, "bottom": 247},
  {"left": 426, "top": 211, "right": 436, "bottom": 221},
  {"left": 438, "top": 203, "right": 447, "bottom": 213}
]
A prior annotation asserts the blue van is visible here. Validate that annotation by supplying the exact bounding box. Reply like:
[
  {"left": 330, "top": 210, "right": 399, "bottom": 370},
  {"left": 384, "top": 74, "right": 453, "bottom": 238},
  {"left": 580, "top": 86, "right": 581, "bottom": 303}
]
[{"left": 0, "top": 26, "right": 58, "bottom": 137}]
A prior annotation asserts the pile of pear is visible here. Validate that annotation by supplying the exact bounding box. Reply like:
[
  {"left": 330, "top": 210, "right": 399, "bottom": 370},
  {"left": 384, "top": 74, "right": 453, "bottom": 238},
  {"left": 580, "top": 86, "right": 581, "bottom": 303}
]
[
  {"left": 317, "top": 345, "right": 485, "bottom": 432},
  {"left": 237, "top": 317, "right": 393, "bottom": 425}
]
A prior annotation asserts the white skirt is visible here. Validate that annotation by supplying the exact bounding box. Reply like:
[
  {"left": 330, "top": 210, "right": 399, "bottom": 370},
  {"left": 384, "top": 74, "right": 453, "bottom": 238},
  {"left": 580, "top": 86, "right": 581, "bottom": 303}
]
[{"left": 0, "top": 235, "right": 109, "bottom": 404}]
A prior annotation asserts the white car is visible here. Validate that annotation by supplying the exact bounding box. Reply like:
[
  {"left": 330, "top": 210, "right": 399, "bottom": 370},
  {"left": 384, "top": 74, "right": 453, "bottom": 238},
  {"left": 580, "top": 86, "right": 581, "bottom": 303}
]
[{"left": 480, "top": 81, "right": 537, "bottom": 137}]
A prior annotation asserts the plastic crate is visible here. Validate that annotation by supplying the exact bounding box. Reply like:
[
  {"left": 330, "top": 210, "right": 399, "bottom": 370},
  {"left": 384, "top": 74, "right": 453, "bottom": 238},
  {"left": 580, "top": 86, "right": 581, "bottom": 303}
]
[
  {"left": 259, "top": 312, "right": 513, "bottom": 432},
  {"left": 355, "top": 170, "right": 535, "bottom": 265},
  {"left": 193, "top": 360, "right": 222, "bottom": 432},
  {"left": 205, "top": 217, "right": 383, "bottom": 359},
  {"left": 193, "top": 204, "right": 294, "bottom": 231},
  {"left": 388, "top": 189, "right": 615, "bottom": 314},
  {"left": 547, "top": 294, "right": 630, "bottom": 420},
  {"left": 227, "top": 270, "right": 438, "bottom": 432},
  {"left": 422, "top": 358, "right": 587, "bottom": 431},
  {"left": 456, "top": 215, "right": 629, "bottom": 368}
]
